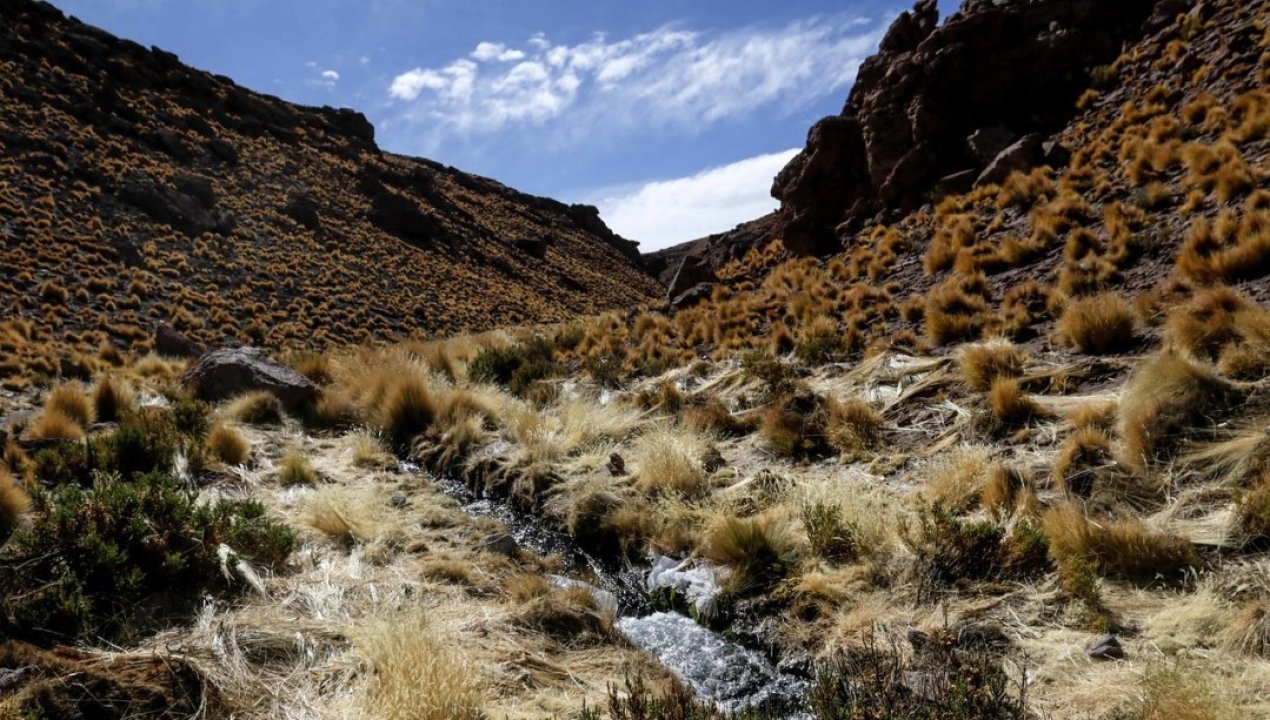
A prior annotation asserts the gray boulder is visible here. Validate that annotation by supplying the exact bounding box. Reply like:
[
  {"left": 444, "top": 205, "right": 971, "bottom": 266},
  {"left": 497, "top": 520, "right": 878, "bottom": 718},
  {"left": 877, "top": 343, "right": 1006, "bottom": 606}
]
[{"left": 183, "top": 346, "right": 317, "bottom": 409}]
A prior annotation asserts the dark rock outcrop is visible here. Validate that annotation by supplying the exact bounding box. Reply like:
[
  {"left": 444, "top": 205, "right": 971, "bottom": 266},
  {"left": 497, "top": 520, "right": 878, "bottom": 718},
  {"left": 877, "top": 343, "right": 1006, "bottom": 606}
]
[
  {"left": 771, "top": 0, "right": 1160, "bottom": 255},
  {"left": 154, "top": 323, "right": 203, "bottom": 358},
  {"left": 183, "top": 346, "right": 317, "bottom": 409},
  {"left": 644, "top": 213, "right": 777, "bottom": 286}
]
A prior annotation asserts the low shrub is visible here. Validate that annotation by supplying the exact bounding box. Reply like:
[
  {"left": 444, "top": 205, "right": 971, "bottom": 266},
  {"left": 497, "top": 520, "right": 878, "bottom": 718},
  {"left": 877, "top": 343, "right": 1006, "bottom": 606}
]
[
  {"left": 902, "top": 502, "right": 1006, "bottom": 590},
  {"left": 467, "top": 337, "right": 562, "bottom": 396},
  {"left": 802, "top": 501, "right": 859, "bottom": 562},
  {"left": 1, "top": 471, "right": 294, "bottom": 645},
  {"left": 0, "top": 468, "right": 31, "bottom": 545}
]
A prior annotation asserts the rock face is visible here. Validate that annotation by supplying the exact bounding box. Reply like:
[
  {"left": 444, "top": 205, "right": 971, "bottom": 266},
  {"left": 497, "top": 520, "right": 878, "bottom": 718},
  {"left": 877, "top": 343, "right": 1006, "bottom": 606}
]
[
  {"left": 183, "top": 347, "right": 317, "bottom": 409},
  {"left": 771, "top": 0, "right": 1160, "bottom": 255},
  {"left": 644, "top": 214, "right": 777, "bottom": 286}
]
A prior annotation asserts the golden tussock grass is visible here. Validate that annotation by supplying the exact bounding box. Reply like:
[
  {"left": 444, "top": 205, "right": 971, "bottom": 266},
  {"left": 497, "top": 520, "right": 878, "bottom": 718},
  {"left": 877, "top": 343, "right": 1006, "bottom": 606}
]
[
  {"left": 304, "top": 488, "right": 377, "bottom": 543},
  {"left": 924, "top": 274, "right": 992, "bottom": 345},
  {"left": 376, "top": 375, "right": 436, "bottom": 452},
  {"left": 352, "top": 615, "right": 483, "bottom": 720},
  {"left": 225, "top": 390, "right": 285, "bottom": 425},
  {"left": 1177, "top": 203, "right": 1270, "bottom": 283},
  {"left": 633, "top": 425, "right": 710, "bottom": 497},
  {"left": 1053, "top": 428, "right": 1115, "bottom": 499},
  {"left": 981, "top": 464, "right": 1034, "bottom": 520},
  {"left": 825, "top": 396, "right": 882, "bottom": 461},
  {"left": 1235, "top": 477, "right": 1270, "bottom": 543},
  {"left": 923, "top": 445, "right": 992, "bottom": 512},
  {"left": 1118, "top": 353, "right": 1240, "bottom": 470},
  {"left": 956, "top": 339, "right": 1028, "bottom": 391},
  {"left": 349, "top": 428, "right": 393, "bottom": 468},
  {"left": 206, "top": 423, "right": 250, "bottom": 466},
  {"left": 25, "top": 409, "right": 84, "bottom": 441},
  {"left": 1220, "top": 600, "right": 1269, "bottom": 657},
  {"left": 1055, "top": 292, "right": 1137, "bottom": 354},
  {"left": 511, "top": 581, "right": 613, "bottom": 643},
  {"left": 988, "top": 377, "right": 1042, "bottom": 428},
  {"left": 703, "top": 513, "right": 797, "bottom": 593},
  {"left": 1065, "top": 400, "right": 1118, "bottom": 432},
  {"left": 683, "top": 397, "right": 754, "bottom": 437},
  {"left": 288, "top": 350, "right": 332, "bottom": 385},
  {"left": 1135, "top": 664, "right": 1240, "bottom": 720},
  {"left": 0, "top": 467, "right": 31, "bottom": 542},
  {"left": 44, "top": 382, "right": 94, "bottom": 426},
  {"left": 1164, "top": 286, "right": 1269, "bottom": 374},
  {"left": 278, "top": 450, "right": 318, "bottom": 487},
  {"left": 91, "top": 376, "right": 134, "bottom": 423},
  {"left": 1041, "top": 502, "right": 1198, "bottom": 579}
]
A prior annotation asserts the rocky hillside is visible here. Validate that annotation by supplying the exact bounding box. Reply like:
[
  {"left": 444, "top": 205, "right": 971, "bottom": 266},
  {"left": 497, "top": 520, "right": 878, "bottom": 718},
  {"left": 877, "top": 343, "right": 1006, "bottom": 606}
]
[{"left": 0, "top": 0, "right": 661, "bottom": 388}]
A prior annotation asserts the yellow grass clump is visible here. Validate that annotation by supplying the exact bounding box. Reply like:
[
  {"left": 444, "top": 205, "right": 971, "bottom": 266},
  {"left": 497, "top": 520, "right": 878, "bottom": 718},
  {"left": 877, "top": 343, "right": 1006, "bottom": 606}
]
[
  {"left": 0, "top": 468, "right": 31, "bottom": 543},
  {"left": 44, "top": 382, "right": 95, "bottom": 426},
  {"left": 634, "top": 426, "right": 710, "bottom": 497},
  {"left": 956, "top": 339, "right": 1028, "bottom": 391},
  {"left": 353, "top": 616, "right": 483, "bottom": 720},
  {"left": 1118, "top": 353, "right": 1239, "bottom": 470},
  {"left": 206, "top": 423, "right": 251, "bottom": 466},
  {"left": 1055, "top": 292, "right": 1137, "bottom": 354},
  {"left": 1041, "top": 502, "right": 1198, "bottom": 579}
]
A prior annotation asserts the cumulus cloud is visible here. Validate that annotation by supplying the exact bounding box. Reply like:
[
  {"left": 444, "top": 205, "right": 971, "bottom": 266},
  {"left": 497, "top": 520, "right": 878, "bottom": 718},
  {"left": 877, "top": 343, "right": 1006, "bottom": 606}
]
[
  {"left": 306, "top": 64, "right": 341, "bottom": 89},
  {"left": 593, "top": 148, "right": 799, "bottom": 251},
  {"left": 385, "top": 14, "right": 886, "bottom": 150}
]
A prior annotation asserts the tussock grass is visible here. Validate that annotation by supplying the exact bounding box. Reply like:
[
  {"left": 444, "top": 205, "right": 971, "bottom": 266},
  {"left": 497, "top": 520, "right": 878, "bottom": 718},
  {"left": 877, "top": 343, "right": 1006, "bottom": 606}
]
[
  {"left": 981, "top": 464, "right": 1034, "bottom": 520},
  {"left": 825, "top": 396, "right": 882, "bottom": 460},
  {"left": 45, "top": 382, "right": 94, "bottom": 426},
  {"left": 633, "top": 426, "right": 710, "bottom": 497},
  {"left": 377, "top": 376, "right": 435, "bottom": 452},
  {"left": 91, "top": 376, "right": 135, "bottom": 423},
  {"left": 25, "top": 409, "right": 84, "bottom": 441},
  {"left": 683, "top": 397, "right": 754, "bottom": 437},
  {"left": 353, "top": 615, "right": 483, "bottom": 720},
  {"left": 957, "top": 339, "right": 1028, "bottom": 391},
  {"left": 225, "top": 390, "right": 285, "bottom": 425},
  {"left": 349, "top": 428, "right": 393, "bottom": 468},
  {"left": 0, "top": 467, "right": 31, "bottom": 542},
  {"left": 511, "top": 582, "right": 613, "bottom": 643},
  {"left": 923, "top": 445, "right": 993, "bottom": 512},
  {"left": 1136, "top": 664, "right": 1239, "bottom": 720},
  {"left": 278, "top": 450, "right": 318, "bottom": 487},
  {"left": 1165, "top": 286, "right": 1270, "bottom": 378},
  {"left": 1041, "top": 502, "right": 1198, "bottom": 579},
  {"left": 988, "top": 377, "right": 1041, "bottom": 427},
  {"left": 1119, "top": 353, "right": 1240, "bottom": 470},
  {"left": 304, "top": 488, "right": 376, "bottom": 543},
  {"left": 1054, "top": 428, "right": 1116, "bottom": 499},
  {"left": 206, "top": 423, "right": 250, "bottom": 466},
  {"left": 704, "top": 514, "right": 796, "bottom": 593},
  {"left": 1055, "top": 292, "right": 1138, "bottom": 354},
  {"left": 1220, "top": 600, "right": 1269, "bottom": 657}
]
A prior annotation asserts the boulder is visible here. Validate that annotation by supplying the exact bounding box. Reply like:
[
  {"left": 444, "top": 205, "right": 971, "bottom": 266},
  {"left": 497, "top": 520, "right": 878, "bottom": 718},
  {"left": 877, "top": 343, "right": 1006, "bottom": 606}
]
[
  {"left": 182, "top": 346, "right": 317, "bottom": 409},
  {"left": 665, "top": 254, "right": 716, "bottom": 306},
  {"left": 154, "top": 322, "right": 203, "bottom": 358},
  {"left": 975, "top": 134, "right": 1045, "bottom": 187},
  {"left": 667, "top": 282, "right": 716, "bottom": 312},
  {"left": 368, "top": 189, "right": 440, "bottom": 244},
  {"left": 479, "top": 532, "right": 519, "bottom": 557},
  {"left": 967, "top": 126, "right": 1016, "bottom": 165},
  {"left": 282, "top": 191, "right": 321, "bottom": 231},
  {"left": 1086, "top": 633, "right": 1125, "bottom": 660},
  {"left": 119, "top": 178, "right": 234, "bottom": 236}
]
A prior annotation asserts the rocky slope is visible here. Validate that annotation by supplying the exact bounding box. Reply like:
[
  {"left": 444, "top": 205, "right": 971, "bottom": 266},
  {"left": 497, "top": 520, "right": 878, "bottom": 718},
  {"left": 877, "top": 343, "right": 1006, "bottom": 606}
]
[
  {"left": 651, "top": 0, "right": 1178, "bottom": 274},
  {"left": 0, "top": 0, "right": 661, "bottom": 388}
]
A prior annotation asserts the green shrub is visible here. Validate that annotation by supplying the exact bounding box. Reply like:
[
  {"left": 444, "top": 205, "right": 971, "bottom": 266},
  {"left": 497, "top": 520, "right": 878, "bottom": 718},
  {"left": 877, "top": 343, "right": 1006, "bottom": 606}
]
[
  {"left": 468, "top": 338, "right": 562, "bottom": 396},
  {"left": 585, "top": 353, "right": 624, "bottom": 388},
  {"left": 902, "top": 503, "right": 1006, "bottom": 591},
  {"left": 30, "top": 412, "right": 177, "bottom": 486},
  {"left": 802, "top": 501, "right": 859, "bottom": 562},
  {"left": 170, "top": 398, "right": 211, "bottom": 438},
  {"left": 1, "top": 471, "right": 293, "bottom": 645}
]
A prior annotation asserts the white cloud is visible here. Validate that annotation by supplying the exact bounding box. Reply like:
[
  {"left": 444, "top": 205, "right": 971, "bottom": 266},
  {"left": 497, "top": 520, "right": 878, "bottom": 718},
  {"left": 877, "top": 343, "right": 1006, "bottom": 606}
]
[
  {"left": 385, "top": 14, "right": 886, "bottom": 150},
  {"left": 593, "top": 148, "right": 799, "bottom": 251},
  {"left": 307, "top": 65, "right": 341, "bottom": 89},
  {"left": 321, "top": 70, "right": 340, "bottom": 81}
]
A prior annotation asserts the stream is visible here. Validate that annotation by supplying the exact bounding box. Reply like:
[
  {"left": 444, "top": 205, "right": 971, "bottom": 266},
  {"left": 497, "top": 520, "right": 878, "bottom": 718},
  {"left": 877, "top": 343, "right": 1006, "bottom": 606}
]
[{"left": 419, "top": 466, "right": 810, "bottom": 715}]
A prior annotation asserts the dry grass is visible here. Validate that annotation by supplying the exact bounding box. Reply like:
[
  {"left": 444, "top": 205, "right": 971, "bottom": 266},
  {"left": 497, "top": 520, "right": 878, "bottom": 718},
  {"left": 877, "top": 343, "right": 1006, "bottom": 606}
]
[
  {"left": 376, "top": 376, "right": 436, "bottom": 452},
  {"left": 1164, "top": 286, "right": 1270, "bottom": 377},
  {"left": 25, "top": 409, "right": 84, "bottom": 441},
  {"left": 824, "top": 396, "right": 883, "bottom": 460},
  {"left": 924, "top": 274, "right": 992, "bottom": 345},
  {"left": 1135, "top": 663, "right": 1240, "bottom": 720},
  {"left": 206, "top": 423, "right": 251, "bottom": 466},
  {"left": 956, "top": 339, "right": 1028, "bottom": 391},
  {"left": 0, "top": 467, "right": 31, "bottom": 542},
  {"left": 303, "top": 487, "right": 378, "bottom": 543},
  {"left": 1220, "top": 600, "right": 1269, "bottom": 657},
  {"left": 352, "top": 615, "right": 483, "bottom": 720},
  {"left": 1055, "top": 292, "right": 1137, "bottom": 354},
  {"left": 1119, "top": 353, "right": 1240, "bottom": 470},
  {"left": 703, "top": 513, "right": 796, "bottom": 593},
  {"left": 91, "top": 376, "right": 135, "bottom": 423},
  {"left": 509, "top": 579, "right": 613, "bottom": 644},
  {"left": 633, "top": 425, "right": 710, "bottom": 497},
  {"left": 349, "top": 428, "right": 393, "bottom": 468},
  {"left": 44, "top": 382, "right": 94, "bottom": 426},
  {"left": 981, "top": 464, "right": 1034, "bottom": 520},
  {"left": 923, "top": 445, "right": 993, "bottom": 512},
  {"left": 988, "top": 377, "right": 1041, "bottom": 427},
  {"left": 1041, "top": 502, "right": 1198, "bottom": 579},
  {"left": 1054, "top": 428, "right": 1116, "bottom": 499},
  {"left": 225, "top": 390, "right": 285, "bottom": 425},
  {"left": 278, "top": 450, "right": 318, "bottom": 487}
]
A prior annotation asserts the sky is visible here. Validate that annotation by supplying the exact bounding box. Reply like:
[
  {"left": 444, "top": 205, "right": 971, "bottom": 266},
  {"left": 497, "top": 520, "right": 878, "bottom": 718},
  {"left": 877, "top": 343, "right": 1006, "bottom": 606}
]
[{"left": 50, "top": 1, "right": 957, "bottom": 251}]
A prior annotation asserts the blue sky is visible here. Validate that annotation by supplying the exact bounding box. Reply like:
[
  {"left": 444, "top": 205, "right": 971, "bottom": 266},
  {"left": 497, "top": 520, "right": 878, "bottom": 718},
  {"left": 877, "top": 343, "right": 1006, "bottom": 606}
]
[{"left": 51, "top": 1, "right": 956, "bottom": 250}]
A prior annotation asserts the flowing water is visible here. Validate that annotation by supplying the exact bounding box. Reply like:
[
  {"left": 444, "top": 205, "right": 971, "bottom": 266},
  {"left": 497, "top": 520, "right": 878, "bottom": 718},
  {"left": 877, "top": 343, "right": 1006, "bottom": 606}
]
[{"left": 420, "top": 466, "right": 809, "bottom": 715}]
